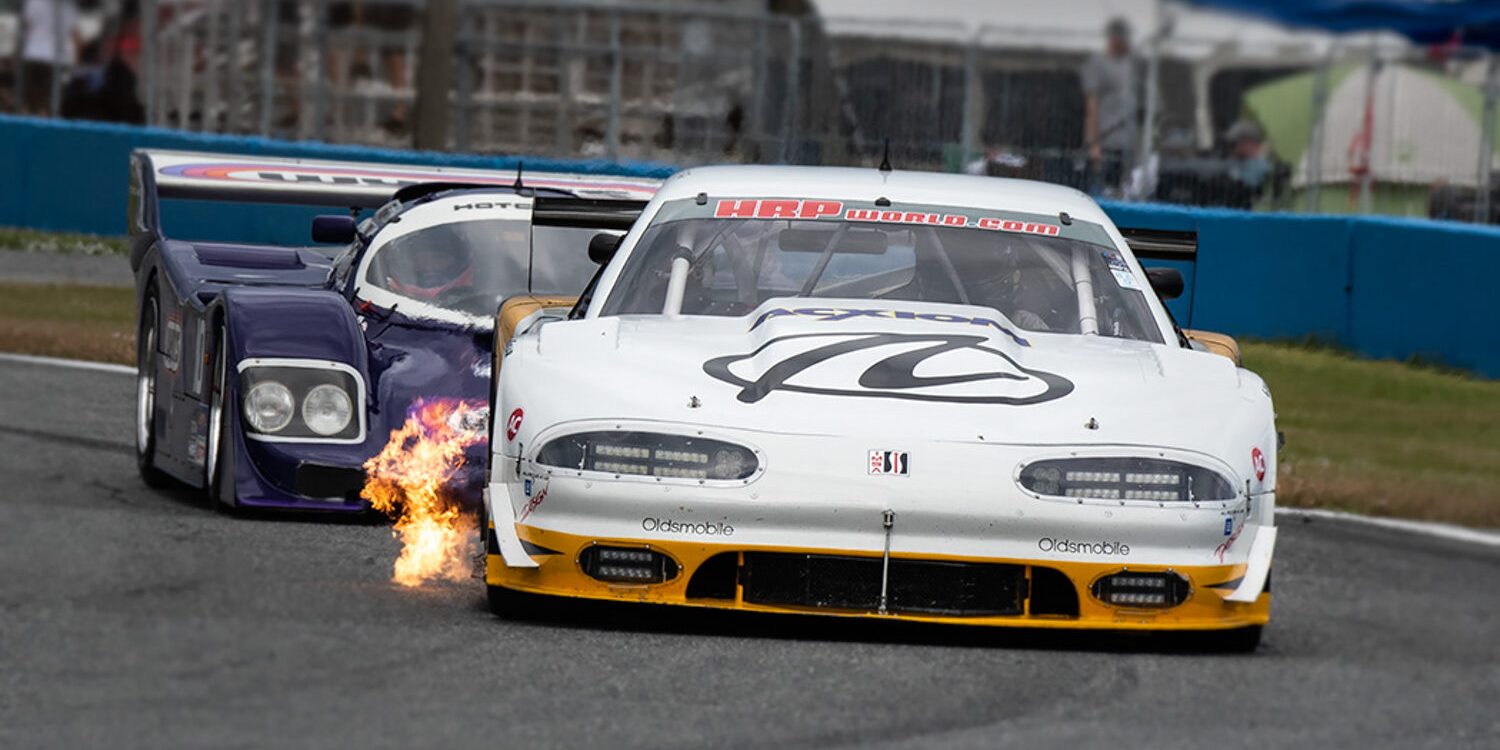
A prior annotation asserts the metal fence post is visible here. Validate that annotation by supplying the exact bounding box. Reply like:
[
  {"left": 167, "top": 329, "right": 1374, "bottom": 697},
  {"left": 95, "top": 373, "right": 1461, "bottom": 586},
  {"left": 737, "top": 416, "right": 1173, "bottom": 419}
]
[
  {"left": 204, "top": 0, "right": 223, "bottom": 132},
  {"left": 1477, "top": 52, "right": 1497, "bottom": 224},
  {"left": 454, "top": 36, "right": 471, "bottom": 152},
  {"left": 414, "top": 0, "right": 459, "bottom": 151},
  {"left": 782, "top": 19, "right": 801, "bottom": 164},
  {"left": 1304, "top": 53, "right": 1334, "bottom": 213},
  {"left": 225, "top": 0, "right": 243, "bottom": 132},
  {"left": 1137, "top": 0, "right": 1167, "bottom": 192},
  {"left": 959, "top": 33, "right": 982, "bottom": 169},
  {"left": 749, "top": 19, "right": 767, "bottom": 162},
  {"left": 258, "top": 0, "right": 277, "bottom": 137},
  {"left": 49, "top": 0, "right": 63, "bottom": 116},
  {"left": 176, "top": 20, "right": 194, "bottom": 130},
  {"left": 309, "top": 0, "right": 329, "bottom": 142},
  {"left": 142, "top": 0, "right": 158, "bottom": 124},
  {"left": 606, "top": 10, "right": 623, "bottom": 162}
]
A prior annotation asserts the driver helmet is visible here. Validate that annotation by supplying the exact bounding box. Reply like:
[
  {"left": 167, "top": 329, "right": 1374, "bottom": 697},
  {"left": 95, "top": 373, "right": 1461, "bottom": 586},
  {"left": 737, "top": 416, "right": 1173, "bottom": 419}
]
[{"left": 387, "top": 243, "right": 475, "bottom": 300}]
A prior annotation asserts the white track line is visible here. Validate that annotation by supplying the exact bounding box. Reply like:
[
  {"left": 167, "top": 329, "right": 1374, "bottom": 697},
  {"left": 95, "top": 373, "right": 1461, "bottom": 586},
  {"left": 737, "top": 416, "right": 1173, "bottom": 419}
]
[
  {"left": 1277, "top": 507, "right": 1500, "bottom": 549},
  {"left": 2, "top": 352, "right": 1498, "bottom": 549},
  {"left": 0, "top": 351, "right": 136, "bottom": 375}
]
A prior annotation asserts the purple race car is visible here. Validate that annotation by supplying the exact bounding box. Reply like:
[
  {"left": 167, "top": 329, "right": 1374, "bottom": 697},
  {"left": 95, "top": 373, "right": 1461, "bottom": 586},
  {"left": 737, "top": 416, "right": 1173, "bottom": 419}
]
[{"left": 129, "top": 150, "right": 658, "bottom": 512}]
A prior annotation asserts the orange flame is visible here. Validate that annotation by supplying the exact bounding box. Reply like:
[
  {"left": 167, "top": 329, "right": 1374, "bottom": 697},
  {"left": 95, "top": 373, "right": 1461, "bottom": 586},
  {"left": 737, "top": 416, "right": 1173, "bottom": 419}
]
[{"left": 361, "top": 398, "right": 487, "bottom": 587}]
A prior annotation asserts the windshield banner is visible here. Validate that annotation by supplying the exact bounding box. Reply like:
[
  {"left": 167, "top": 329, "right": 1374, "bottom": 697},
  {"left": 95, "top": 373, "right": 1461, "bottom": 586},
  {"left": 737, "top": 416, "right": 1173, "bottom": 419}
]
[{"left": 652, "top": 197, "right": 1115, "bottom": 247}]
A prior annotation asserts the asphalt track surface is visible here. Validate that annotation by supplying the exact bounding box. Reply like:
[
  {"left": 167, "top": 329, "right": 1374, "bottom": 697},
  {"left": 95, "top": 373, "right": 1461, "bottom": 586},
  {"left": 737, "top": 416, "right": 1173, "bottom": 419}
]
[{"left": 1, "top": 359, "right": 1497, "bottom": 750}]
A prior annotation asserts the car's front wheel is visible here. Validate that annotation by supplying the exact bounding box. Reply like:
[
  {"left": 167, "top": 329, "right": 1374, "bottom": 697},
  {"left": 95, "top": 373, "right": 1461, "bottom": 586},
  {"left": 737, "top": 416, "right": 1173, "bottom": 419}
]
[{"left": 135, "top": 290, "right": 171, "bottom": 488}]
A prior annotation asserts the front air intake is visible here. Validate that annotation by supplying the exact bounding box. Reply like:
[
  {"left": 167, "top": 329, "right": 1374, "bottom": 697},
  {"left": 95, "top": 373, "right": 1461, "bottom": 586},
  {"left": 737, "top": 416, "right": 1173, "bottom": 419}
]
[
  {"left": 579, "top": 545, "right": 679, "bottom": 584},
  {"left": 1091, "top": 571, "right": 1191, "bottom": 609},
  {"left": 741, "top": 553, "right": 1025, "bottom": 616}
]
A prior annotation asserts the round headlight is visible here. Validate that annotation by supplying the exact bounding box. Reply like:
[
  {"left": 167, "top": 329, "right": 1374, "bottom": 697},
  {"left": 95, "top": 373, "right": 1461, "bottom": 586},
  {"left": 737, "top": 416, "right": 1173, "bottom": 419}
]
[
  {"left": 244, "top": 381, "right": 294, "bottom": 434},
  {"left": 302, "top": 383, "right": 353, "bottom": 436}
]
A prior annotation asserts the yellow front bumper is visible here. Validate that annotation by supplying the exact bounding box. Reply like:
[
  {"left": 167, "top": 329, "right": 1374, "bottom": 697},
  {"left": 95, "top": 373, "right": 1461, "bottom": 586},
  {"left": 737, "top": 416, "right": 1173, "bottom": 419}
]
[{"left": 486, "top": 524, "right": 1270, "bottom": 632}]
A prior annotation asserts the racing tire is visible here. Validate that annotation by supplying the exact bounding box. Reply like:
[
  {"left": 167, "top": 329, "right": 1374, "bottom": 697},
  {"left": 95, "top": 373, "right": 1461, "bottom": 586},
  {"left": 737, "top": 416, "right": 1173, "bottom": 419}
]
[
  {"left": 206, "top": 322, "right": 237, "bottom": 512},
  {"left": 135, "top": 290, "right": 172, "bottom": 488}
]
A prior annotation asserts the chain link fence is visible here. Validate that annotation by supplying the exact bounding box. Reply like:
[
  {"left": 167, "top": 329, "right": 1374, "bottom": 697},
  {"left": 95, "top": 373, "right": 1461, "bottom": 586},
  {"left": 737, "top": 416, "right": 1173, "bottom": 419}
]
[{"left": 3, "top": 0, "right": 1498, "bottom": 222}]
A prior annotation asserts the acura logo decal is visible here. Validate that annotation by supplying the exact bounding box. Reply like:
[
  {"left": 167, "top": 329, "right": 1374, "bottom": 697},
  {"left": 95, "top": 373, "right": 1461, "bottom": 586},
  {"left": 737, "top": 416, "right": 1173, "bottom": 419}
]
[{"left": 703, "top": 332, "right": 1074, "bottom": 405}]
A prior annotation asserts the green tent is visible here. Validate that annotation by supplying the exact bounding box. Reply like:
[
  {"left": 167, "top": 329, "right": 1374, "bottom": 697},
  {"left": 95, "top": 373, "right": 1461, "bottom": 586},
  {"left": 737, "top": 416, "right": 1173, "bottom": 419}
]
[{"left": 1243, "top": 62, "right": 1499, "bottom": 215}]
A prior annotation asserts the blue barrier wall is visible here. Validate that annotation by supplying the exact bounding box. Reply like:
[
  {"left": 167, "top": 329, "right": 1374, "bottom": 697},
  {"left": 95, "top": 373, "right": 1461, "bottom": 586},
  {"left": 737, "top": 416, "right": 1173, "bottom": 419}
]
[
  {"left": 3, "top": 115, "right": 1498, "bottom": 376},
  {"left": 1105, "top": 201, "right": 1500, "bottom": 376},
  {"left": 0, "top": 114, "right": 674, "bottom": 244}
]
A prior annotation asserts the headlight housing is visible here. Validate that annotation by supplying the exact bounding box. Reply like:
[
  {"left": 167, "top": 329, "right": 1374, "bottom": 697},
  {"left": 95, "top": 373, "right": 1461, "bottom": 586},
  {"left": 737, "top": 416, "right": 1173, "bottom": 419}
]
[
  {"left": 536, "top": 431, "right": 761, "bottom": 482},
  {"left": 302, "top": 383, "right": 354, "bottom": 436},
  {"left": 1018, "top": 457, "right": 1236, "bottom": 503},
  {"left": 244, "top": 381, "right": 294, "bottom": 433},
  {"left": 238, "top": 360, "right": 364, "bottom": 442}
]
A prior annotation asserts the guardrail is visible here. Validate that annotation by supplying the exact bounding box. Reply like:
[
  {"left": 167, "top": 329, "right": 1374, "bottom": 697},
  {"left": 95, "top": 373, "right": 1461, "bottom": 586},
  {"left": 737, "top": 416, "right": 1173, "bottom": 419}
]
[{"left": 1, "top": 114, "right": 1495, "bottom": 377}]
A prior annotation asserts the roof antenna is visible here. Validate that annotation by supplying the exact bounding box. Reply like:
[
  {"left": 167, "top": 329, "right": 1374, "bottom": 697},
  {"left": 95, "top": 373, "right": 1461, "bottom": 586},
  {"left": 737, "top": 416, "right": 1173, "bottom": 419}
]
[
  {"left": 513, "top": 161, "right": 525, "bottom": 193},
  {"left": 878, "top": 139, "right": 892, "bottom": 174}
]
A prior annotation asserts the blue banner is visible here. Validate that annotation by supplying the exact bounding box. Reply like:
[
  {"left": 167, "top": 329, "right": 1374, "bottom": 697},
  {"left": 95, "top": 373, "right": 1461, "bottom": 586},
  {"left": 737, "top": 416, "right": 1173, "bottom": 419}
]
[{"left": 1188, "top": 1, "right": 1500, "bottom": 48}]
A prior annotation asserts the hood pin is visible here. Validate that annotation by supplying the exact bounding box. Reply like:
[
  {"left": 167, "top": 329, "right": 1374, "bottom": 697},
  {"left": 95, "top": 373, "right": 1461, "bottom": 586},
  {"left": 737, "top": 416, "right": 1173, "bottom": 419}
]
[{"left": 1085, "top": 417, "right": 1100, "bottom": 430}]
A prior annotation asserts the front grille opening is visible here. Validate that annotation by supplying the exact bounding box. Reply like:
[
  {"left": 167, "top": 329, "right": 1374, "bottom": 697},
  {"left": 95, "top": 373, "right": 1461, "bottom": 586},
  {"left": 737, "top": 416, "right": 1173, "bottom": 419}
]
[
  {"left": 1028, "top": 566, "right": 1080, "bottom": 617},
  {"left": 294, "top": 463, "right": 365, "bottom": 500},
  {"left": 579, "top": 545, "right": 679, "bottom": 585},
  {"left": 685, "top": 552, "right": 738, "bottom": 599},
  {"left": 741, "top": 553, "right": 1024, "bottom": 617},
  {"left": 1091, "top": 570, "right": 1191, "bottom": 609}
]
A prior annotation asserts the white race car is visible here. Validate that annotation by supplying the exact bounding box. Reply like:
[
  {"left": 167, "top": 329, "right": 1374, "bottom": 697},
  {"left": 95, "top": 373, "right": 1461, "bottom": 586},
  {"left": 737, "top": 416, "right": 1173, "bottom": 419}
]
[{"left": 482, "top": 166, "right": 1276, "bottom": 650}]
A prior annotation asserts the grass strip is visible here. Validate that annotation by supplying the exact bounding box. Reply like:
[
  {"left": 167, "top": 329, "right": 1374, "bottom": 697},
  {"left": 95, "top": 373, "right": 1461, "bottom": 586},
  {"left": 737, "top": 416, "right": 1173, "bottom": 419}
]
[
  {"left": 0, "top": 282, "right": 136, "bottom": 365},
  {"left": 0, "top": 226, "right": 130, "bottom": 256}
]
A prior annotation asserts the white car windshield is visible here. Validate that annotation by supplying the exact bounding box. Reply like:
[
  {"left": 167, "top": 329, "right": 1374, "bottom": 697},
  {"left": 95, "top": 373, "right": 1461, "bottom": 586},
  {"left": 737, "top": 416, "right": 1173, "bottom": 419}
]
[
  {"left": 600, "top": 202, "right": 1163, "bottom": 343},
  {"left": 363, "top": 220, "right": 599, "bottom": 318}
]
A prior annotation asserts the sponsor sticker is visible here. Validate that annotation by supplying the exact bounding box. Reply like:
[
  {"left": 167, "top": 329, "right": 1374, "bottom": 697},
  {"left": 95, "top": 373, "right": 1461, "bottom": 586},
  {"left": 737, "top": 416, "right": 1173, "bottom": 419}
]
[
  {"left": 641, "top": 517, "right": 735, "bottom": 537},
  {"left": 505, "top": 408, "right": 524, "bottom": 442},
  {"left": 1037, "top": 537, "right": 1131, "bottom": 556},
  {"left": 1251, "top": 447, "right": 1266, "bottom": 482},
  {"left": 712, "top": 199, "right": 1061, "bottom": 237},
  {"left": 1224, "top": 517, "right": 1235, "bottom": 536},
  {"left": 703, "top": 332, "right": 1074, "bottom": 405},
  {"left": 517, "top": 481, "right": 548, "bottom": 522},
  {"left": 868, "top": 450, "right": 910, "bottom": 476},
  {"left": 1214, "top": 521, "right": 1244, "bottom": 563},
  {"left": 1101, "top": 250, "right": 1139, "bottom": 290}
]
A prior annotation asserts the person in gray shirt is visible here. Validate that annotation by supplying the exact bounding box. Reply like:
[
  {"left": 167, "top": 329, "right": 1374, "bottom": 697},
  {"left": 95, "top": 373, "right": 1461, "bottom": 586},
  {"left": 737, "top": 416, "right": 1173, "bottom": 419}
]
[{"left": 1081, "top": 17, "right": 1140, "bottom": 196}]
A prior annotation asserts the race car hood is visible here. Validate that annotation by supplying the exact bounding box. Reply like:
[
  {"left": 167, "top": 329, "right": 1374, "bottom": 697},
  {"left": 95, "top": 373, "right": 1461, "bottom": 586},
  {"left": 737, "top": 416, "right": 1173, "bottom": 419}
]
[{"left": 500, "top": 299, "right": 1272, "bottom": 467}]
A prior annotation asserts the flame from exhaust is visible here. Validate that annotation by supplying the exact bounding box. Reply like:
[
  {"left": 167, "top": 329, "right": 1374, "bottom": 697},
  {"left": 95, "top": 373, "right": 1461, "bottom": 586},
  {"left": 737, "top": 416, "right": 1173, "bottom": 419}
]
[{"left": 362, "top": 398, "right": 487, "bottom": 587}]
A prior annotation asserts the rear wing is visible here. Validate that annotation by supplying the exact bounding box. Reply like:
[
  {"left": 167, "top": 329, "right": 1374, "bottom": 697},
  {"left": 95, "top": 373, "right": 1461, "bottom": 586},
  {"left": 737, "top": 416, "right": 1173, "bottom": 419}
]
[
  {"left": 128, "top": 149, "right": 661, "bottom": 267},
  {"left": 1118, "top": 227, "right": 1196, "bottom": 262}
]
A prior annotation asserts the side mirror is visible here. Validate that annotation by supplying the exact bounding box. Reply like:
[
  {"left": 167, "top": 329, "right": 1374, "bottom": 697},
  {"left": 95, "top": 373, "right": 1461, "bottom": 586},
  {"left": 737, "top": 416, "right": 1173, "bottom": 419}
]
[
  {"left": 1145, "top": 267, "right": 1184, "bottom": 300},
  {"left": 588, "top": 232, "right": 622, "bottom": 265},
  {"left": 311, "top": 215, "right": 358, "bottom": 245}
]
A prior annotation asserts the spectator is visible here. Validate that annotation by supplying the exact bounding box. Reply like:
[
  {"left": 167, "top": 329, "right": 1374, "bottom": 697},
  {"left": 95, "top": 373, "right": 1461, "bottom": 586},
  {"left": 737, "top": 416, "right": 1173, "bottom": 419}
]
[
  {"left": 59, "top": 9, "right": 144, "bottom": 125},
  {"left": 1224, "top": 119, "right": 1270, "bottom": 208},
  {"left": 20, "top": 0, "right": 83, "bottom": 116},
  {"left": 1081, "top": 17, "right": 1140, "bottom": 197}
]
